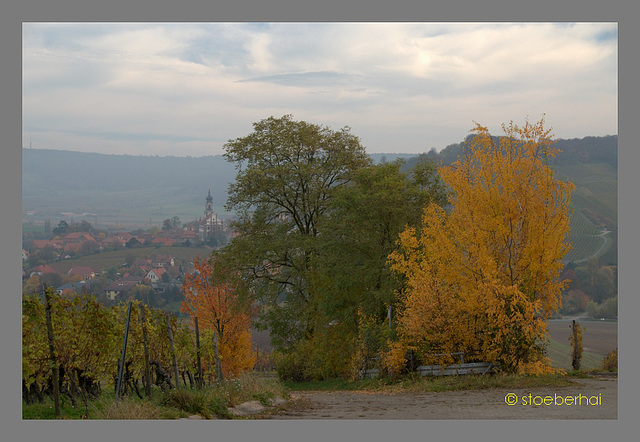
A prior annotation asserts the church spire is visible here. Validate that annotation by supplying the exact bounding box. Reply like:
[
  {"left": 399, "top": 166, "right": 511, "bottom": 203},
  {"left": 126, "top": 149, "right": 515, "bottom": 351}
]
[{"left": 205, "top": 189, "right": 213, "bottom": 216}]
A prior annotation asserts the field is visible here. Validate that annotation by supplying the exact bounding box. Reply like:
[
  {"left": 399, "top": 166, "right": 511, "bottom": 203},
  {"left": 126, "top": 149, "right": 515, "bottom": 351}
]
[
  {"left": 546, "top": 319, "right": 618, "bottom": 371},
  {"left": 563, "top": 211, "right": 608, "bottom": 263},
  {"left": 47, "top": 246, "right": 212, "bottom": 275}
]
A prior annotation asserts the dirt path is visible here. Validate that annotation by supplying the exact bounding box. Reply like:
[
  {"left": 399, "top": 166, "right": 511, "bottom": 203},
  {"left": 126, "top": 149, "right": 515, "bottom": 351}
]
[{"left": 259, "top": 377, "right": 617, "bottom": 420}]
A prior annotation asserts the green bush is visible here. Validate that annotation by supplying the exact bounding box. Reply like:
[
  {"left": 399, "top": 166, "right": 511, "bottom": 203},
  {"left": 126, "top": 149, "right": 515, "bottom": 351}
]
[
  {"left": 161, "top": 389, "right": 212, "bottom": 419},
  {"left": 206, "top": 395, "right": 231, "bottom": 419},
  {"left": 276, "top": 350, "right": 312, "bottom": 382},
  {"left": 276, "top": 333, "right": 353, "bottom": 382}
]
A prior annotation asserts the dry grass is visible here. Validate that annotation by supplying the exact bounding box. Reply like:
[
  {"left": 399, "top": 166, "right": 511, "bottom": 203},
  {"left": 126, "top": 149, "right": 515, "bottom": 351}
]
[{"left": 92, "top": 397, "right": 180, "bottom": 420}]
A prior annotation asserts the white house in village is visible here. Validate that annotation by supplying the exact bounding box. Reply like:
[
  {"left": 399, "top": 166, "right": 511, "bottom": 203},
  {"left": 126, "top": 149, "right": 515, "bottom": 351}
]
[{"left": 146, "top": 267, "right": 167, "bottom": 283}]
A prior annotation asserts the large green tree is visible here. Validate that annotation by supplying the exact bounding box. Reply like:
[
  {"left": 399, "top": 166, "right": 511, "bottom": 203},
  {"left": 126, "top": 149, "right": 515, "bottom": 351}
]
[
  {"left": 313, "top": 159, "right": 447, "bottom": 325},
  {"left": 309, "top": 159, "right": 447, "bottom": 377},
  {"left": 219, "top": 115, "right": 371, "bottom": 350}
]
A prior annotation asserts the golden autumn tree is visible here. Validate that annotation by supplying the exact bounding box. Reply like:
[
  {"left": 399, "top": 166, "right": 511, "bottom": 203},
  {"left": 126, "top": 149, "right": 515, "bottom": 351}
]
[
  {"left": 180, "top": 256, "right": 256, "bottom": 379},
  {"left": 388, "top": 118, "right": 574, "bottom": 374}
]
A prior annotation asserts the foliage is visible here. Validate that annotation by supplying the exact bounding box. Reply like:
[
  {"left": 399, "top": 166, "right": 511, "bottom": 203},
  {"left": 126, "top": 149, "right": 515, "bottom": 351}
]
[
  {"left": 569, "top": 321, "right": 583, "bottom": 371},
  {"left": 22, "top": 290, "right": 121, "bottom": 401},
  {"left": 22, "top": 289, "right": 197, "bottom": 406},
  {"left": 388, "top": 118, "right": 574, "bottom": 373},
  {"left": 379, "top": 340, "right": 408, "bottom": 379},
  {"left": 312, "top": 160, "right": 447, "bottom": 362},
  {"left": 161, "top": 388, "right": 213, "bottom": 418},
  {"left": 276, "top": 324, "right": 352, "bottom": 382},
  {"left": 585, "top": 296, "right": 618, "bottom": 319},
  {"left": 601, "top": 348, "right": 617, "bottom": 372},
  {"left": 276, "top": 348, "right": 313, "bottom": 382},
  {"left": 180, "top": 256, "right": 256, "bottom": 379},
  {"left": 52, "top": 220, "right": 69, "bottom": 236},
  {"left": 349, "top": 307, "right": 392, "bottom": 380},
  {"left": 560, "top": 289, "right": 590, "bottom": 315},
  {"left": 223, "top": 126, "right": 448, "bottom": 380},
  {"left": 283, "top": 372, "right": 575, "bottom": 393},
  {"left": 221, "top": 115, "right": 371, "bottom": 350},
  {"left": 162, "top": 216, "right": 182, "bottom": 231},
  {"left": 22, "top": 287, "right": 289, "bottom": 419}
]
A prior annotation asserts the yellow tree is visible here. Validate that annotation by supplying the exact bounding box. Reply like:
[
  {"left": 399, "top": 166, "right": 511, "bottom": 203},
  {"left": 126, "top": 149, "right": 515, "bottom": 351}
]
[
  {"left": 180, "top": 256, "right": 256, "bottom": 379},
  {"left": 388, "top": 118, "right": 574, "bottom": 373}
]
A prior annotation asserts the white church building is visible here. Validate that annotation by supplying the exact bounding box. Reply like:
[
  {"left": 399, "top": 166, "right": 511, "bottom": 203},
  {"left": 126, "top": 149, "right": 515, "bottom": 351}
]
[{"left": 198, "top": 189, "right": 224, "bottom": 242}]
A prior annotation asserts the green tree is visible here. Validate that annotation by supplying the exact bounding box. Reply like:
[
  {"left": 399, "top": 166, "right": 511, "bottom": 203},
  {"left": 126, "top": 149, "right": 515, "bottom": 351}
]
[
  {"left": 125, "top": 285, "right": 153, "bottom": 305},
  {"left": 52, "top": 220, "right": 69, "bottom": 236},
  {"left": 308, "top": 159, "right": 447, "bottom": 375},
  {"left": 587, "top": 257, "right": 599, "bottom": 294},
  {"left": 594, "top": 266, "right": 616, "bottom": 303},
  {"left": 78, "top": 220, "right": 93, "bottom": 233},
  {"left": 220, "top": 115, "right": 370, "bottom": 351}
]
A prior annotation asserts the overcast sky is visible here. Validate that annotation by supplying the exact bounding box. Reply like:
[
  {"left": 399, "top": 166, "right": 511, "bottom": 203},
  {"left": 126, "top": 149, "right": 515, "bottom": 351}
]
[{"left": 22, "top": 22, "right": 617, "bottom": 157}]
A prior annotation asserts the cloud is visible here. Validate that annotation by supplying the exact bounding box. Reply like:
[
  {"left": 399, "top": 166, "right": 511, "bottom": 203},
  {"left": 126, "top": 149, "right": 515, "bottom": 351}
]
[
  {"left": 22, "top": 22, "right": 617, "bottom": 156},
  {"left": 238, "top": 70, "right": 361, "bottom": 87}
]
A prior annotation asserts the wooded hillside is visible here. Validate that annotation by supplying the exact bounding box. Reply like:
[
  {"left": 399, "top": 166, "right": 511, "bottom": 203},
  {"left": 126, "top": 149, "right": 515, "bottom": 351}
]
[{"left": 23, "top": 135, "right": 617, "bottom": 265}]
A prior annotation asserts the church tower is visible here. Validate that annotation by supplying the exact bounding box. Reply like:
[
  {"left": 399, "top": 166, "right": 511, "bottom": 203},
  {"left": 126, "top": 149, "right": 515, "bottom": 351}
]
[
  {"left": 199, "top": 189, "right": 222, "bottom": 243},
  {"left": 205, "top": 189, "right": 214, "bottom": 216}
]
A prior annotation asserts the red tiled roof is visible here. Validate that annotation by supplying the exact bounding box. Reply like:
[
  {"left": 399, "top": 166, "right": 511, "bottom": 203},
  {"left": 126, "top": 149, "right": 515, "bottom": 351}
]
[
  {"left": 63, "top": 232, "right": 94, "bottom": 242},
  {"left": 152, "top": 237, "right": 176, "bottom": 246},
  {"left": 68, "top": 266, "right": 94, "bottom": 278},
  {"left": 31, "top": 240, "right": 63, "bottom": 249},
  {"left": 32, "top": 264, "right": 57, "bottom": 275},
  {"left": 148, "top": 267, "right": 167, "bottom": 279}
]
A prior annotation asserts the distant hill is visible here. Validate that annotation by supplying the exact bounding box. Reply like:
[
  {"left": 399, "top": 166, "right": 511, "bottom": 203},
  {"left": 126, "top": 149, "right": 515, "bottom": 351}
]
[
  {"left": 23, "top": 135, "right": 616, "bottom": 265},
  {"left": 22, "top": 150, "right": 237, "bottom": 228},
  {"left": 21, "top": 150, "right": 420, "bottom": 228}
]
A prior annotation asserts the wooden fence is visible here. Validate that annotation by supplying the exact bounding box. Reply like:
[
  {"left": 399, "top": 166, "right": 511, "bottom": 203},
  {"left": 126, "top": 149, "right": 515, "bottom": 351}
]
[{"left": 361, "top": 352, "right": 499, "bottom": 379}]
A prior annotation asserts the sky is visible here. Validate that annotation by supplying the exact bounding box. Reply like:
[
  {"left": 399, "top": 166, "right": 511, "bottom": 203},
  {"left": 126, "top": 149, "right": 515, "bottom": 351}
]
[{"left": 22, "top": 22, "right": 618, "bottom": 157}]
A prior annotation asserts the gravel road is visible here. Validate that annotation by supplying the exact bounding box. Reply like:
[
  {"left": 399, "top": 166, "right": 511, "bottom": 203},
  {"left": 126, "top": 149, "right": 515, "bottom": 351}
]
[{"left": 259, "top": 377, "right": 617, "bottom": 420}]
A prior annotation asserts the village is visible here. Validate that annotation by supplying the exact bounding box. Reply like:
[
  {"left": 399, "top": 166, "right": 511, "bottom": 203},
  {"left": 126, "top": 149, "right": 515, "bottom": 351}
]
[{"left": 21, "top": 191, "right": 233, "bottom": 310}]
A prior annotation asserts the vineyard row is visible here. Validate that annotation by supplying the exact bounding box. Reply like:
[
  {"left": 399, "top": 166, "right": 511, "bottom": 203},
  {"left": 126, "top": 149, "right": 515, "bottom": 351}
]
[{"left": 22, "top": 289, "right": 273, "bottom": 406}]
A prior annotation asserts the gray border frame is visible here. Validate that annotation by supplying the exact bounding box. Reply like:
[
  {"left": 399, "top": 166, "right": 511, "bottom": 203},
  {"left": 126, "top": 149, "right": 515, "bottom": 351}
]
[{"left": 4, "top": 1, "right": 634, "bottom": 441}]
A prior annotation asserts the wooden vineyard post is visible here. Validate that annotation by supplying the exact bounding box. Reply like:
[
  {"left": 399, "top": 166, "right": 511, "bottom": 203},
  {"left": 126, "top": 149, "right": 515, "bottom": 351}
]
[
  {"left": 115, "top": 300, "right": 133, "bottom": 401},
  {"left": 195, "top": 316, "right": 203, "bottom": 389},
  {"left": 166, "top": 313, "right": 180, "bottom": 390},
  {"left": 139, "top": 304, "right": 152, "bottom": 398},
  {"left": 42, "top": 284, "right": 61, "bottom": 419}
]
